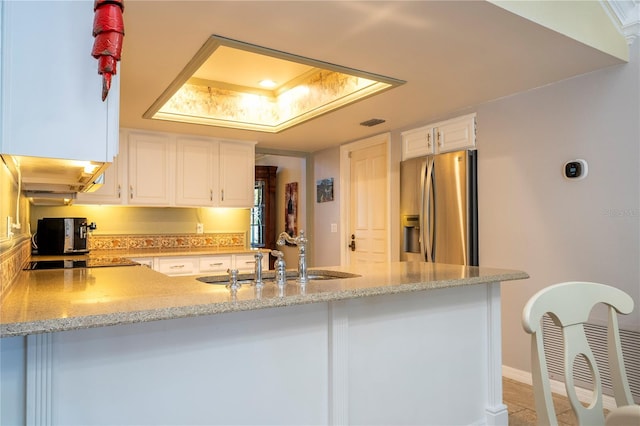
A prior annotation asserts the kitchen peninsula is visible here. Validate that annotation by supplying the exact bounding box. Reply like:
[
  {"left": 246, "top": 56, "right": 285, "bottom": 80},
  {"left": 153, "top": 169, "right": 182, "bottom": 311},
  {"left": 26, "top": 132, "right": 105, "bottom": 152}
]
[{"left": 1, "top": 260, "right": 526, "bottom": 425}]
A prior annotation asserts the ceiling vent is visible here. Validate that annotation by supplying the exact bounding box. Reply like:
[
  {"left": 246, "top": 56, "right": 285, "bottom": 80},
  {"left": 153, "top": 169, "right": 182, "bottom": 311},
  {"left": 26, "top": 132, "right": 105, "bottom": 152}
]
[{"left": 360, "top": 118, "right": 386, "bottom": 127}]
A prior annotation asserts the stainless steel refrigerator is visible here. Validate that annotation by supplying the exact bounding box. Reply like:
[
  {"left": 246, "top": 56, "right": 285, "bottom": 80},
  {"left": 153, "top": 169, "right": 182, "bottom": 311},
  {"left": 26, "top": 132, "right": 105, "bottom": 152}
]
[{"left": 400, "top": 150, "right": 478, "bottom": 266}]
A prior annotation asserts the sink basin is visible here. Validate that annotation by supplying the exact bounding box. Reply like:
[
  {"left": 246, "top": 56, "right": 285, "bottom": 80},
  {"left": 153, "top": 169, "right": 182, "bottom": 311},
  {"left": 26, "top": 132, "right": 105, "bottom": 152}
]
[{"left": 197, "top": 269, "right": 360, "bottom": 285}]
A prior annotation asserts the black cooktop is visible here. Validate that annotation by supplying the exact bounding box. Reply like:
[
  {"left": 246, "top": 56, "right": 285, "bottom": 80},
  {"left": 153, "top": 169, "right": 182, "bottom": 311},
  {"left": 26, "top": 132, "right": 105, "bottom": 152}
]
[{"left": 24, "top": 257, "right": 140, "bottom": 270}]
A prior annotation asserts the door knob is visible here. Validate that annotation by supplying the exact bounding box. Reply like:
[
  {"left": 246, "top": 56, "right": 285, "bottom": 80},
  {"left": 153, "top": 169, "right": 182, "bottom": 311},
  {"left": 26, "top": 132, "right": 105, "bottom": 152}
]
[{"left": 349, "top": 234, "right": 356, "bottom": 251}]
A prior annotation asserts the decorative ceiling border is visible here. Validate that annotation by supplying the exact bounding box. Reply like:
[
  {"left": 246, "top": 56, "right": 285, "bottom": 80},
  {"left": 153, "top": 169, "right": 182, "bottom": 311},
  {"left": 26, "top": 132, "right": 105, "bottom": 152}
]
[{"left": 602, "top": 0, "right": 640, "bottom": 43}]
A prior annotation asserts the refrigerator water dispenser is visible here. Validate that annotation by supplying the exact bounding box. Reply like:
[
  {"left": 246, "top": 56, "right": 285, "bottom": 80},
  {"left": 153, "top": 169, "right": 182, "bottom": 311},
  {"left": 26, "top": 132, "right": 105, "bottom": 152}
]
[{"left": 403, "top": 215, "right": 420, "bottom": 253}]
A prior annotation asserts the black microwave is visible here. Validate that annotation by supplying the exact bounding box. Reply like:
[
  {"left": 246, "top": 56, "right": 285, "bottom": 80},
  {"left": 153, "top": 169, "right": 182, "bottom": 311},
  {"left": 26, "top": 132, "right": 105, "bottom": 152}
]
[{"left": 36, "top": 218, "right": 90, "bottom": 255}]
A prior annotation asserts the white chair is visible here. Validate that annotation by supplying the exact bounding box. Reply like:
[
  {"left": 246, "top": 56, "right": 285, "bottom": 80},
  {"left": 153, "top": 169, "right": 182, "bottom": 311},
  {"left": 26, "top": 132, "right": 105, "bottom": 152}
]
[{"left": 522, "top": 281, "right": 639, "bottom": 426}]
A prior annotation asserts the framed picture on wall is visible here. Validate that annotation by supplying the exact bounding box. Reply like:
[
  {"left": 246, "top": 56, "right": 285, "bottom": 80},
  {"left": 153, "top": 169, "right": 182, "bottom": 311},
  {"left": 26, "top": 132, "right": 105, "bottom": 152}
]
[
  {"left": 316, "top": 178, "right": 334, "bottom": 203},
  {"left": 285, "top": 182, "right": 298, "bottom": 242}
]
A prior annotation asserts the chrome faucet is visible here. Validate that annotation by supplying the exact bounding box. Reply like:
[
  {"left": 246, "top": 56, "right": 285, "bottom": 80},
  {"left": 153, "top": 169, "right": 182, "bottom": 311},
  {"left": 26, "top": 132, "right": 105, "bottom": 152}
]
[{"left": 277, "top": 230, "right": 308, "bottom": 285}]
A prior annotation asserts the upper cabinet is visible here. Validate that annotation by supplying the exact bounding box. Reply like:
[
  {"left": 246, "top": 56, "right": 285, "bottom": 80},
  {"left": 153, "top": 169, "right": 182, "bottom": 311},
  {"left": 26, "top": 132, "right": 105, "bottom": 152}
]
[
  {"left": 218, "top": 142, "right": 255, "bottom": 207},
  {"left": 175, "top": 137, "right": 219, "bottom": 207},
  {"left": 175, "top": 138, "right": 254, "bottom": 207},
  {"left": 128, "top": 132, "right": 174, "bottom": 206},
  {"left": 76, "top": 129, "right": 255, "bottom": 208},
  {"left": 402, "top": 113, "right": 476, "bottom": 160},
  {"left": 0, "top": 0, "right": 119, "bottom": 162}
]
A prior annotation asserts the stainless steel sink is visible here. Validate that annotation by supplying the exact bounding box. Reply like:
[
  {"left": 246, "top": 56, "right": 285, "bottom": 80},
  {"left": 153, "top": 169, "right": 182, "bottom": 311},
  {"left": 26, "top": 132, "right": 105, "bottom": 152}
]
[{"left": 197, "top": 269, "right": 360, "bottom": 285}]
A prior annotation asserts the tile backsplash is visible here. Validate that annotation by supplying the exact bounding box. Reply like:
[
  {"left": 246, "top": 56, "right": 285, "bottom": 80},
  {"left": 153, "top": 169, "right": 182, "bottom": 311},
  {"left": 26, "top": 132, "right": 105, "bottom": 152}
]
[
  {"left": 89, "top": 232, "right": 246, "bottom": 251},
  {"left": 0, "top": 238, "right": 31, "bottom": 299}
]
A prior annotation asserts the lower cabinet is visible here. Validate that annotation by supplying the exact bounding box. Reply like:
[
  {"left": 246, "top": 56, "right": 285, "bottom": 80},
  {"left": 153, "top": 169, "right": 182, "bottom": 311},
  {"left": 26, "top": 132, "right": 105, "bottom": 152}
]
[{"left": 132, "top": 253, "right": 265, "bottom": 277}]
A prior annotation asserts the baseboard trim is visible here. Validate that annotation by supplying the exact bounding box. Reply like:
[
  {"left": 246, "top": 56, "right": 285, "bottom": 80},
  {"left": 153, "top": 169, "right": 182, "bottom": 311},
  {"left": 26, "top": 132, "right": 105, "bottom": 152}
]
[{"left": 502, "top": 365, "right": 617, "bottom": 411}]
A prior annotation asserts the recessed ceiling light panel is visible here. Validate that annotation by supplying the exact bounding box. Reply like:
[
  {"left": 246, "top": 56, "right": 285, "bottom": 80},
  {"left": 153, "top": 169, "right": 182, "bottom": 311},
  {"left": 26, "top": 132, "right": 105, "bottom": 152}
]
[{"left": 144, "top": 35, "right": 405, "bottom": 133}]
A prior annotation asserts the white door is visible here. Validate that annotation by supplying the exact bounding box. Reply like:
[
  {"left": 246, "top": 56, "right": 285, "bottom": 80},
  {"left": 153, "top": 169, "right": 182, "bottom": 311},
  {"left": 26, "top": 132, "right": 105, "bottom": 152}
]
[{"left": 348, "top": 141, "right": 388, "bottom": 265}]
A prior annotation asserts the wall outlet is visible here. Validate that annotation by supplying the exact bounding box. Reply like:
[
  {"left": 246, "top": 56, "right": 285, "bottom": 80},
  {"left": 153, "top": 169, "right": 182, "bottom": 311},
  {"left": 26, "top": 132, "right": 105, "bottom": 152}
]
[
  {"left": 196, "top": 223, "right": 204, "bottom": 234},
  {"left": 331, "top": 223, "right": 338, "bottom": 233}
]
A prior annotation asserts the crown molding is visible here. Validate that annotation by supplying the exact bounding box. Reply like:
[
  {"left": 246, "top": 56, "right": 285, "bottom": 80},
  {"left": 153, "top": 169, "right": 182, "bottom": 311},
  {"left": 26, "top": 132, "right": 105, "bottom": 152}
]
[{"left": 602, "top": 0, "right": 640, "bottom": 43}]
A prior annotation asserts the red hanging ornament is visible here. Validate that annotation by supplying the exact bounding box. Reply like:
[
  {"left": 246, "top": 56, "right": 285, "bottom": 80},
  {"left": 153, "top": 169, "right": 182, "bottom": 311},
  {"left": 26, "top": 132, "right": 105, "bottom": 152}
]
[{"left": 92, "top": 0, "right": 125, "bottom": 101}]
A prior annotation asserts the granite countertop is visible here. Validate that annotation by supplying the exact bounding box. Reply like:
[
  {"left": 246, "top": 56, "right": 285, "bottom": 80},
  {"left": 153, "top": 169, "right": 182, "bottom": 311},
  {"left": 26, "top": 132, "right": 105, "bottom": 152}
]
[{"left": 0, "top": 262, "right": 528, "bottom": 337}]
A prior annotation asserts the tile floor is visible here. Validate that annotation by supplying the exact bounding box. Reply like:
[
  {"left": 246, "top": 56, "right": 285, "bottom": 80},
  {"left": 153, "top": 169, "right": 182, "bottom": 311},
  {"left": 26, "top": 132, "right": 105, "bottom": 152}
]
[{"left": 503, "top": 377, "right": 579, "bottom": 426}]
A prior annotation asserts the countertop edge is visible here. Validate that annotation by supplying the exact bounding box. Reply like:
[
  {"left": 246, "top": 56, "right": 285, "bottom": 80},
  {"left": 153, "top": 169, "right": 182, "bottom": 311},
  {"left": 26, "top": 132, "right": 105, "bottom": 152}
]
[{"left": 0, "top": 269, "right": 529, "bottom": 337}]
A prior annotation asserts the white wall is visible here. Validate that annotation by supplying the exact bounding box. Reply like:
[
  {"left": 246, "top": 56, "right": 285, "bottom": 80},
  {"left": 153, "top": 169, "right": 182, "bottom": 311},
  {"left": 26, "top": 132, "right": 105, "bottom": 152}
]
[{"left": 477, "top": 39, "right": 640, "bottom": 372}]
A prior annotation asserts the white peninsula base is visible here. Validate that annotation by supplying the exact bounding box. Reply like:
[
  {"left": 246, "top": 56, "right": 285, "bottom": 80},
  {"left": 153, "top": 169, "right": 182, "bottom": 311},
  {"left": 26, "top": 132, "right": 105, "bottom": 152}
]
[{"left": 23, "top": 282, "right": 506, "bottom": 425}]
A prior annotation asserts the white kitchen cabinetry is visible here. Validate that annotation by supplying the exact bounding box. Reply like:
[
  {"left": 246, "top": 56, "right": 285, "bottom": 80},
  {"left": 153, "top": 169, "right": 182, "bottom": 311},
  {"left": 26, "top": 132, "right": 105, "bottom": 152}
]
[
  {"left": 199, "top": 255, "right": 233, "bottom": 274},
  {"left": 76, "top": 132, "right": 128, "bottom": 204},
  {"left": 176, "top": 138, "right": 255, "bottom": 208},
  {"left": 156, "top": 256, "right": 199, "bottom": 276},
  {"left": 402, "top": 113, "right": 476, "bottom": 160},
  {"left": 434, "top": 113, "right": 477, "bottom": 154},
  {"left": 401, "top": 125, "right": 435, "bottom": 160},
  {"left": 175, "top": 138, "right": 219, "bottom": 207},
  {"left": 75, "top": 130, "right": 255, "bottom": 207},
  {"left": 175, "top": 138, "right": 255, "bottom": 208},
  {"left": 127, "top": 132, "right": 174, "bottom": 206},
  {"left": 138, "top": 253, "right": 265, "bottom": 277},
  {"left": 0, "top": 0, "right": 119, "bottom": 162},
  {"left": 219, "top": 142, "right": 255, "bottom": 207}
]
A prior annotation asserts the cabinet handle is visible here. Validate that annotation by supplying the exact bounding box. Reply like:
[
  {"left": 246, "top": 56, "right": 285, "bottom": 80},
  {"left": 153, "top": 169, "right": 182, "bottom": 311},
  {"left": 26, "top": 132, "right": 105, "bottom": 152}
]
[
  {"left": 245, "top": 260, "right": 256, "bottom": 264},
  {"left": 221, "top": 189, "right": 224, "bottom": 201},
  {"left": 170, "top": 264, "right": 185, "bottom": 269},
  {"left": 209, "top": 262, "right": 223, "bottom": 266},
  {"left": 210, "top": 189, "right": 213, "bottom": 202},
  {"left": 437, "top": 131, "right": 443, "bottom": 147},
  {"left": 427, "top": 133, "right": 431, "bottom": 148},
  {"left": 117, "top": 184, "right": 121, "bottom": 199},
  {"left": 129, "top": 185, "right": 134, "bottom": 199}
]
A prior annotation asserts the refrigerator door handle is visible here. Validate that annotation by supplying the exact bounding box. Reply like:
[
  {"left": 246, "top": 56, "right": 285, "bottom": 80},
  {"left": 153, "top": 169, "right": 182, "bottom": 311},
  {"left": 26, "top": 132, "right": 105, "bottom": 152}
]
[
  {"left": 423, "top": 157, "right": 435, "bottom": 262},
  {"left": 419, "top": 159, "right": 427, "bottom": 261}
]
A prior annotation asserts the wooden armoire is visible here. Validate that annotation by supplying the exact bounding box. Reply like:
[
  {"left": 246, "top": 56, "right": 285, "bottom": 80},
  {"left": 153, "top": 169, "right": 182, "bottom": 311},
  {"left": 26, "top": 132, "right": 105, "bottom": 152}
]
[{"left": 250, "top": 166, "right": 278, "bottom": 269}]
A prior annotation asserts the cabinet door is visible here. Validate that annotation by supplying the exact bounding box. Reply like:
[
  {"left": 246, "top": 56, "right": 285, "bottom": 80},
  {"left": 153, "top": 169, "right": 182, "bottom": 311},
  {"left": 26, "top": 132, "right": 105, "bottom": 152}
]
[
  {"left": 1, "top": 0, "right": 119, "bottom": 162},
  {"left": 435, "top": 114, "right": 476, "bottom": 153},
  {"left": 175, "top": 138, "right": 218, "bottom": 207},
  {"left": 401, "top": 126, "right": 434, "bottom": 160},
  {"left": 76, "top": 131, "right": 127, "bottom": 204},
  {"left": 219, "top": 142, "right": 255, "bottom": 207},
  {"left": 128, "top": 132, "right": 174, "bottom": 205}
]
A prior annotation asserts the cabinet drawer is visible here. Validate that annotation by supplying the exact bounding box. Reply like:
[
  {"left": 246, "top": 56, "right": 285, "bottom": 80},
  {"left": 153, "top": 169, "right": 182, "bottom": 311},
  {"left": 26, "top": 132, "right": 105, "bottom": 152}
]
[
  {"left": 234, "top": 254, "right": 259, "bottom": 272},
  {"left": 199, "top": 256, "right": 232, "bottom": 273},
  {"left": 156, "top": 257, "right": 198, "bottom": 276}
]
